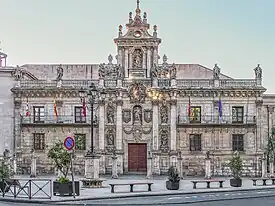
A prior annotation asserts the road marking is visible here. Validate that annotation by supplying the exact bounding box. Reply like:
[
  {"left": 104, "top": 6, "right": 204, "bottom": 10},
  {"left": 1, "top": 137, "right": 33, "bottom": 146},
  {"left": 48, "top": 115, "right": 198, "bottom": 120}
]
[
  {"left": 224, "top": 193, "right": 229, "bottom": 196},
  {"left": 191, "top": 196, "right": 198, "bottom": 198},
  {"left": 184, "top": 196, "right": 191, "bottom": 199}
]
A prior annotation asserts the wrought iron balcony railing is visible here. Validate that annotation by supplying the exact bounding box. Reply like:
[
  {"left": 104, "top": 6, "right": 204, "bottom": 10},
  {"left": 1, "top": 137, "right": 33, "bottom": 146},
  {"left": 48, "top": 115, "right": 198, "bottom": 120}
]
[
  {"left": 177, "top": 115, "right": 256, "bottom": 124},
  {"left": 21, "top": 115, "right": 98, "bottom": 125}
]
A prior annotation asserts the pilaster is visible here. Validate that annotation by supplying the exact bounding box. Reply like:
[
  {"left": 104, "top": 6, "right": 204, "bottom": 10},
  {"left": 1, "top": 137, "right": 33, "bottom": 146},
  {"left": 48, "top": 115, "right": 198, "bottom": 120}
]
[
  {"left": 147, "top": 48, "right": 151, "bottom": 77},
  {"left": 170, "top": 98, "right": 177, "bottom": 151},
  {"left": 124, "top": 49, "right": 129, "bottom": 77},
  {"left": 255, "top": 99, "right": 263, "bottom": 150},
  {"left": 152, "top": 100, "right": 159, "bottom": 150},
  {"left": 116, "top": 96, "right": 123, "bottom": 174},
  {"left": 98, "top": 100, "right": 105, "bottom": 151},
  {"left": 14, "top": 100, "right": 22, "bottom": 154}
]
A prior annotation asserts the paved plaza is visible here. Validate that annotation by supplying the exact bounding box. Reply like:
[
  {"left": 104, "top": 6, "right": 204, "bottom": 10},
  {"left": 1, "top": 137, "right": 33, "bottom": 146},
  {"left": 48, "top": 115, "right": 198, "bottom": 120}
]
[{"left": 0, "top": 175, "right": 275, "bottom": 204}]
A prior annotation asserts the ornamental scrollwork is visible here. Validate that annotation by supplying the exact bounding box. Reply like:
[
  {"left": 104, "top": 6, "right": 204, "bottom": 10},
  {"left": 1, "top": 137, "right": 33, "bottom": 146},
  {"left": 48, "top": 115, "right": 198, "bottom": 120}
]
[
  {"left": 128, "top": 81, "right": 147, "bottom": 103},
  {"left": 144, "top": 109, "right": 152, "bottom": 123},
  {"left": 122, "top": 109, "right": 131, "bottom": 123}
]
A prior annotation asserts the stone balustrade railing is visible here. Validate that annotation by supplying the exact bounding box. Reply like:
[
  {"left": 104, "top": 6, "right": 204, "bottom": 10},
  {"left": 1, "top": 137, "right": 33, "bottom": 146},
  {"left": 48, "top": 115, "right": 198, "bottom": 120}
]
[{"left": 18, "top": 78, "right": 259, "bottom": 89}]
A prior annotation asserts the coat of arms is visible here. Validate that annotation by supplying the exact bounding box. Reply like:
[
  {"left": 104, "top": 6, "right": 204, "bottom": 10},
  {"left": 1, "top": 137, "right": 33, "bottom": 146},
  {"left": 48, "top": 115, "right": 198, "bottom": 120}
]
[
  {"left": 123, "top": 109, "right": 131, "bottom": 123},
  {"left": 128, "top": 81, "right": 147, "bottom": 103},
  {"left": 144, "top": 109, "right": 152, "bottom": 123}
]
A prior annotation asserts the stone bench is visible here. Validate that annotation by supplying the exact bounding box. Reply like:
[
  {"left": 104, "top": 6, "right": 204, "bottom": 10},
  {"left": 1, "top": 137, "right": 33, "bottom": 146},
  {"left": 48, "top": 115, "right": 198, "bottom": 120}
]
[
  {"left": 251, "top": 178, "right": 275, "bottom": 186},
  {"left": 80, "top": 178, "right": 106, "bottom": 188},
  {"left": 109, "top": 182, "right": 154, "bottom": 193},
  {"left": 191, "top": 179, "right": 225, "bottom": 189}
]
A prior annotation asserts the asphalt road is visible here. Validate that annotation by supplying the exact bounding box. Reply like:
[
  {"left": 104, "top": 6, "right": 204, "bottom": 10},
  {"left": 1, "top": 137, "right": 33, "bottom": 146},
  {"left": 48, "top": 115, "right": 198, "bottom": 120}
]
[{"left": 83, "top": 189, "right": 275, "bottom": 205}]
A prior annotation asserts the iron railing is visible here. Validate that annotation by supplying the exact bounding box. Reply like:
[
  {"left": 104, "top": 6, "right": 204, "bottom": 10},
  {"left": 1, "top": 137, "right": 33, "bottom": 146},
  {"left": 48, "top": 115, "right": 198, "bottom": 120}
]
[
  {"left": 0, "top": 178, "right": 52, "bottom": 199},
  {"left": 177, "top": 115, "right": 256, "bottom": 124},
  {"left": 21, "top": 115, "right": 98, "bottom": 125}
]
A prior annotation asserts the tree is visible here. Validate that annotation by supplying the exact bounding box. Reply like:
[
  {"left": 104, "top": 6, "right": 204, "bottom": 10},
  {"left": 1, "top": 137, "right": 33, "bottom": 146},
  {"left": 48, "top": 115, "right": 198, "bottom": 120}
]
[
  {"left": 228, "top": 151, "right": 243, "bottom": 179},
  {"left": 47, "top": 141, "right": 71, "bottom": 182}
]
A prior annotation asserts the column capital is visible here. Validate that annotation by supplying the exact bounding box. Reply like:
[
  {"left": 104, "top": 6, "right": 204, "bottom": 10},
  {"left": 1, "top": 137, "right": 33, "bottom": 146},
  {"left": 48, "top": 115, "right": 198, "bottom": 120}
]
[
  {"left": 255, "top": 100, "right": 263, "bottom": 107},
  {"left": 152, "top": 99, "right": 159, "bottom": 106},
  {"left": 14, "top": 100, "right": 22, "bottom": 109},
  {"left": 98, "top": 99, "right": 105, "bottom": 105},
  {"left": 116, "top": 99, "right": 123, "bottom": 106},
  {"left": 169, "top": 99, "right": 177, "bottom": 105}
]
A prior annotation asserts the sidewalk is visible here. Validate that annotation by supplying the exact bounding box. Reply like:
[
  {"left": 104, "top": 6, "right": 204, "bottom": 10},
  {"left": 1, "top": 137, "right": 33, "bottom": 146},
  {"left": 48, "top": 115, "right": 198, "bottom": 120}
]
[{"left": 1, "top": 175, "right": 275, "bottom": 203}]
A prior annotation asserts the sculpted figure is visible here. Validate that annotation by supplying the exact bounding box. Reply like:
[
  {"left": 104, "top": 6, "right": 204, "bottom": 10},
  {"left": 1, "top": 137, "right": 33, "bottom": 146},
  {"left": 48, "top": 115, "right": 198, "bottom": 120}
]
[
  {"left": 254, "top": 64, "right": 262, "bottom": 79},
  {"left": 213, "top": 64, "right": 220, "bottom": 80},
  {"left": 56, "top": 65, "right": 63, "bottom": 81}
]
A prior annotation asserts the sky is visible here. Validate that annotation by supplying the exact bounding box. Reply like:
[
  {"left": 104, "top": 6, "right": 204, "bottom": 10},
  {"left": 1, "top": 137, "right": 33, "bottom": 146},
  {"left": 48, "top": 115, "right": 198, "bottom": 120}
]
[{"left": 1, "top": 0, "right": 275, "bottom": 92}]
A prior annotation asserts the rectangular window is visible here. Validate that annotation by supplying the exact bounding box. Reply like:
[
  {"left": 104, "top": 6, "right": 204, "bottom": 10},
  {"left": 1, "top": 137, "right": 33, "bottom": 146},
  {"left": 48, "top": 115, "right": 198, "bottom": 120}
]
[
  {"left": 75, "top": 106, "right": 86, "bottom": 123},
  {"left": 189, "top": 107, "right": 201, "bottom": 123},
  {"left": 232, "top": 134, "right": 244, "bottom": 151},
  {"left": 232, "top": 106, "right": 244, "bottom": 123},
  {"left": 33, "top": 133, "right": 45, "bottom": 150},
  {"left": 189, "top": 134, "right": 202, "bottom": 151},
  {"left": 33, "top": 106, "right": 45, "bottom": 123},
  {"left": 74, "top": 134, "right": 86, "bottom": 150}
]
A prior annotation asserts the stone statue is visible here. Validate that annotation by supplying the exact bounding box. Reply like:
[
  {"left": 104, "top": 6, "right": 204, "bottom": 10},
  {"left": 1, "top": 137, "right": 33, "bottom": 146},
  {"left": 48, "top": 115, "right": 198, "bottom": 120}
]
[
  {"left": 98, "top": 63, "right": 105, "bottom": 78},
  {"left": 106, "top": 131, "right": 114, "bottom": 145},
  {"left": 13, "top": 65, "right": 24, "bottom": 81},
  {"left": 213, "top": 64, "right": 220, "bottom": 80},
  {"left": 206, "top": 151, "right": 210, "bottom": 159},
  {"left": 170, "top": 64, "right": 177, "bottom": 79},
  {"left": 108, "top": 54, "right": 113, "bottom": 64},
  {"left": 107, "top": 105, "right": 115, "bottom": 123},
  {"left": 133, "top": 106, "right": 142, "bottom": 123},
  {"left": 133, "top": 50, "right": 142, "bottom": 68},
  {"left": 163, "top": 54, "right": 168, "bottom": 64},
  {"left": 116, "top": 64, "right": 123, "bottom": 78},
  {"left": 160, "top": 105, "right": 168, "bottom": 124},
  {"left": 56, "top": 65, "right": 63, "bottom": 81},
  {"left": 254, "top": 64, "right": 262, "bottom": 79},
  {"left": 160, "top": 130, "right": 169, "bottom": 150}
]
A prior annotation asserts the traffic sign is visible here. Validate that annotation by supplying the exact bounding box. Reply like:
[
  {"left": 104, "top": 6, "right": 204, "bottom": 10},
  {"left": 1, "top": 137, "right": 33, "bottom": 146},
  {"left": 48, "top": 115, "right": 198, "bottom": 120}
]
[{"left": 64, "top": 136, "right": 75, "bottom": 151}]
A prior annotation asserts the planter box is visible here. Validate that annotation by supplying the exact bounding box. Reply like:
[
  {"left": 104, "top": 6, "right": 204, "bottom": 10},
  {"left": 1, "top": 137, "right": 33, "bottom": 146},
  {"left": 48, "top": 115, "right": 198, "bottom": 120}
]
[
  {"left": 53, "top": 181, "right": 80, "bottom": 196},
  {"left": 166, "top": 180, "right": 180, "bottom": 190},
  {"left": 230, "top": 178, "right": 242, "bottom": 187}
]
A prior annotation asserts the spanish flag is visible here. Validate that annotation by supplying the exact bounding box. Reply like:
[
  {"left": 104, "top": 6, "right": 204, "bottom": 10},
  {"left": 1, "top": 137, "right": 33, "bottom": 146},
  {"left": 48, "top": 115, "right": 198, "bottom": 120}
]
[{"left": 54, "top": 99, "right": 58, "bottom": 117}]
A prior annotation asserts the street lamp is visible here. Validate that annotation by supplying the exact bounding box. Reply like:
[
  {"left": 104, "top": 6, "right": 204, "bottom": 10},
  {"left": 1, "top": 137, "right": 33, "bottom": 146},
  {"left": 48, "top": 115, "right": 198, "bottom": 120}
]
[{"left": 79, "top": 83, "right": 98, "bottom": 156}]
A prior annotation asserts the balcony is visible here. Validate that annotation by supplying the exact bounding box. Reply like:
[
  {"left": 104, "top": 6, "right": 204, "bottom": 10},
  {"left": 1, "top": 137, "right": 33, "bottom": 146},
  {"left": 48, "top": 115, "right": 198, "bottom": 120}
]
[
  {"left": 21, "top": 115, "right": 98, "bottom": 126},
  {"left": 177, "top": 115, "right": 256, "bottom": 126}
]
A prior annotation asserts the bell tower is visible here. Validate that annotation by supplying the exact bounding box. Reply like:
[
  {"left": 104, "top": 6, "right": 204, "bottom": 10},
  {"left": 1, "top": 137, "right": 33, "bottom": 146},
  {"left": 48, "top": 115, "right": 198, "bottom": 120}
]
[{"left": 114, "top": 0, "right": 161, "bottom": 79}]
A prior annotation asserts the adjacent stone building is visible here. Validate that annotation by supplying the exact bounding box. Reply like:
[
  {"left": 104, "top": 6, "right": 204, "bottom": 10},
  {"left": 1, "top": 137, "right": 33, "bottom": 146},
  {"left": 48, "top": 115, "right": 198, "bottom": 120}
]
[{"left": 4, "top": 1, "right": 273, "bottom": 176}]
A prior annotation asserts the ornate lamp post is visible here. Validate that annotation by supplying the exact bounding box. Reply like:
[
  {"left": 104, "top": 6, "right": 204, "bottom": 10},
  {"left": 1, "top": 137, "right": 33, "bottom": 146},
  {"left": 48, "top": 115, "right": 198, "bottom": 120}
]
[
  {"left": 79, "top": 83, "right": 103, "bottom": 187},
  {"left": 79, "top": 83, "right": 98, "bottom": 155}
]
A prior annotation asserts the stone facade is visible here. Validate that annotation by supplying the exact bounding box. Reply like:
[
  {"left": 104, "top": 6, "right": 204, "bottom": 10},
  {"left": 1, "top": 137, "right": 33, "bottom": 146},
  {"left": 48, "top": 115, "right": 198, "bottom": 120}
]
[{"left": 1, "top": 1, "right": 273, "bottom": 177}]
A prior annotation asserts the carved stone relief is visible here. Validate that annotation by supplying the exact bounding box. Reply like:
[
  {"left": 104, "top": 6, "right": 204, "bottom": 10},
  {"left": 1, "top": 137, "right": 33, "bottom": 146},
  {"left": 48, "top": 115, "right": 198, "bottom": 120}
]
[
  {"left": 133, "top": 49, "right": 143, "bottom": 68},
  {"left": 160, "top": 104, "right": 168, "bottom": 124},
  {"left": 159, "top": 127, "right": 169, "bottom": 152},
  {"left": 144, "top": 109, "right": 152, "bottom": 123},
  {"left": 151, "top": 55, "right": 176, "bottom": 79},
  {"left": 106, "top": 104, "right": 115, "bottom": 124},
  {"left": 123, "top": 126, "right": 152, "bottom": 142},
  {"left": 128, "top": 81, "right": 147, "bottom": 103},
  {"left": 105, "top": 127, "right": 116, "bottom": 146},
  {"left": 98, "top": 54, "right": 124, "bottom": 79},
  {"left": 123, "top": 109, "right": 131, "bottom": 123},
  {"left": 133, "top": 105, "right": 142, "bottom": 124}
]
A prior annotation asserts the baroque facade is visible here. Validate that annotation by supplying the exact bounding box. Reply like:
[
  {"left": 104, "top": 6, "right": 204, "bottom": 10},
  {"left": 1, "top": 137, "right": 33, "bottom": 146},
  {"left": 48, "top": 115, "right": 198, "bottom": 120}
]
[{"left": 1, "top": 1, "right": 273, "bottom": 176}]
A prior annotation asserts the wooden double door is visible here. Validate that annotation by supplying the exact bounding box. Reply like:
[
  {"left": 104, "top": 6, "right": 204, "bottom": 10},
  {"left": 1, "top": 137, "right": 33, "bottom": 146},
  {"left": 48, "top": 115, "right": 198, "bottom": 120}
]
[{"left": 128, "top": 143, "right": 147, "bottom": 172}]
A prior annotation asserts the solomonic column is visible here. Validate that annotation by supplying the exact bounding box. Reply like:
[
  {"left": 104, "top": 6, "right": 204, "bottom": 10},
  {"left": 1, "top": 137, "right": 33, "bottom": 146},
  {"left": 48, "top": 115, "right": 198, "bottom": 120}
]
[{"left": 116, "top": 92, "right": 123, "bottom": 174}]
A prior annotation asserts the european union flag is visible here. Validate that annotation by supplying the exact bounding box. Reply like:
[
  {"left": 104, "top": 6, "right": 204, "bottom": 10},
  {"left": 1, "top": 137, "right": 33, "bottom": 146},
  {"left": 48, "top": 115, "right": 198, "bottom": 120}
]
[{"left": 218, "top": 99, "right": 222, "bottom": 118}]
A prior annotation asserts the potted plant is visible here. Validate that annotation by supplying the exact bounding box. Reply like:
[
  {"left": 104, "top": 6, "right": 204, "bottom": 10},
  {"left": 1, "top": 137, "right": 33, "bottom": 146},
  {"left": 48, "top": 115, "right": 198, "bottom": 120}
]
[
  {"left": 228, "top": 151, "right": 243, "bottom": 187},
  {"left": 166, "top": 166, "right": 180, "bottom": 190},
  {"left": 48, "top": 141, "right": 79, "bottom": 196}
]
